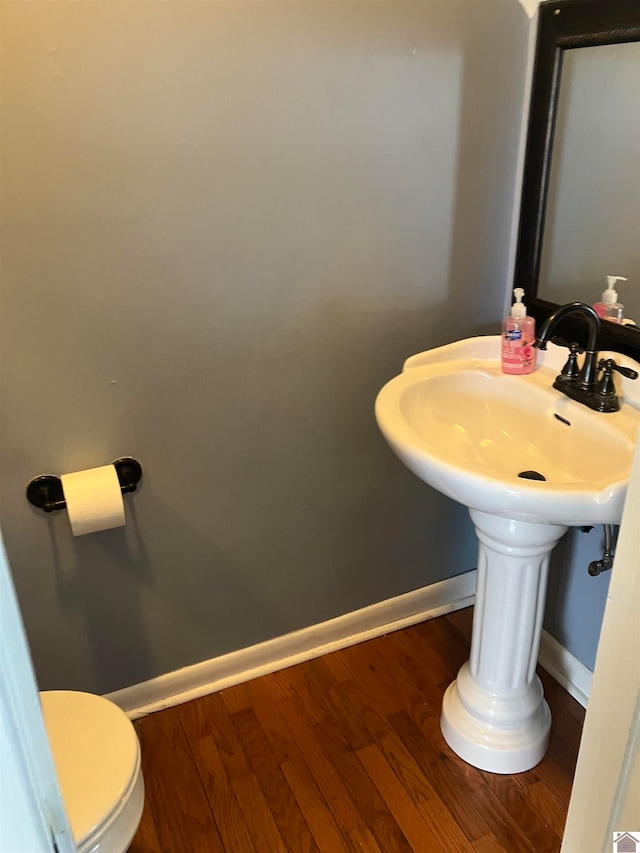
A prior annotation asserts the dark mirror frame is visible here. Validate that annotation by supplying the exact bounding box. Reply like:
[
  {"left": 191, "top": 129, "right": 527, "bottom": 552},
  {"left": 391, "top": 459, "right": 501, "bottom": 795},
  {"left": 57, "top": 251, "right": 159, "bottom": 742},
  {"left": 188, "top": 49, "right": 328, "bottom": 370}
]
[{"left": 514, "top": 0, "right": 640, "bottom": 359}]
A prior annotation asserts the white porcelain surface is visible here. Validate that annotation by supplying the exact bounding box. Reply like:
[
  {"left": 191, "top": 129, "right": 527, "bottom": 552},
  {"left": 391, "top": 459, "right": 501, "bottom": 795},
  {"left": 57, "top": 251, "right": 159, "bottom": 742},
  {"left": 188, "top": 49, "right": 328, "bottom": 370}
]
[
  {"left": 440, "top": 510, "right": 566, "bottom": 773},
  {"left": 375, "top": 336, "right": 640, "bottom": 525},
  {"left": 78, "top": 771, "right": 144, "bottom": 853},
  {"left": 41, "top": 690, "right": 144, "bottom": 853},
  {"left": 376, "top": 336, "right": 640, "bottom": 773}
]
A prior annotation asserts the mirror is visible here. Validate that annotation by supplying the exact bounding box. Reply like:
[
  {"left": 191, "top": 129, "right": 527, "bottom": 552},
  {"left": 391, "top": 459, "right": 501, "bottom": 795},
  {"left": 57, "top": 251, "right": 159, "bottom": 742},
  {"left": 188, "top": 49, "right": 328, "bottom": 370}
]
[
  {"left": 514, "top": 0, "right": 640, "bottom": 359},
  {"left": 539, "top": 42, "right": 640, "bottom": 319}
]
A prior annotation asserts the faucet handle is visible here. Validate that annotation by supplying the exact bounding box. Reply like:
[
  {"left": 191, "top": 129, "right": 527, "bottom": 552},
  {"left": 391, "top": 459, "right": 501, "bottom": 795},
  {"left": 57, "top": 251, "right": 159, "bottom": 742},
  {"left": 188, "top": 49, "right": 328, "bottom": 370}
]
[
  {"left": 595, "top": 358, "right": 639, "bottom": 404},
  {"left": 597, "top": 358, "right": 639, "bottom": 380},
  {"left": 552, "top": 338, "right": 584, "bottom": 382}
]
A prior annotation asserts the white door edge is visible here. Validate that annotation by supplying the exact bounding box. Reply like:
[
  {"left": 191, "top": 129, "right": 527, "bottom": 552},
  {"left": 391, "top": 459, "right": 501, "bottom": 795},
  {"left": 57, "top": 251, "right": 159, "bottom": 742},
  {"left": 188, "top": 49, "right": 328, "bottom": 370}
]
[
  {"left": 0, "top": 531, "right": 75, "bottom": 853},
  {"left": 561, "top": 433, "right": 640, "bottom": 852}
]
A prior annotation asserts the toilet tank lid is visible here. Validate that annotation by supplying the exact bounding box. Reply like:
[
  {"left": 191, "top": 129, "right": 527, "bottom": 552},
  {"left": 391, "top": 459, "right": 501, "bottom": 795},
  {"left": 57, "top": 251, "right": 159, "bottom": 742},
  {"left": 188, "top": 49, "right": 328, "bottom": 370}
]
[{"left": 40, "top": 690, "right": 140, "bottom": 844}]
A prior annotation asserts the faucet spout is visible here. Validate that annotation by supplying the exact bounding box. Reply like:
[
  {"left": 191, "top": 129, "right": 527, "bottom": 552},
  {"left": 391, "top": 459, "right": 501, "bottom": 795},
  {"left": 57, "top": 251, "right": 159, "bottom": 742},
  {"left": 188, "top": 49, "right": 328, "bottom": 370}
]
[
  {"left": 534, "top": 301, "right": 601, "bottom": 392},
  {"left": 534, "top": 301, "right": 601, "bottom": 353}
]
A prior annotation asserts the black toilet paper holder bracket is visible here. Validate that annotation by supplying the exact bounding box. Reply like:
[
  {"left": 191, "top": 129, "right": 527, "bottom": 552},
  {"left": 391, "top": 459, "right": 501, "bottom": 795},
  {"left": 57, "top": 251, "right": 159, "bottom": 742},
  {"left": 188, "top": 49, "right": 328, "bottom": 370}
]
[{"left": 26, "top": 457, "right": 143, "bottom": 513}]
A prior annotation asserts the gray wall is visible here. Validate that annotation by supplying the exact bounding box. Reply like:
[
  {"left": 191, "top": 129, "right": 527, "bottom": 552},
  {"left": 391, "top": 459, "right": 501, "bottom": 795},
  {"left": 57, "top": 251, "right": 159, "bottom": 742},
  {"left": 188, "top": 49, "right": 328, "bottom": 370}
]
[
  {"left": 545, "top": 528, "right": 611, "bottom": 673},
  {"left": 1, "top": 1, "right": 531, "bottom": 695}
]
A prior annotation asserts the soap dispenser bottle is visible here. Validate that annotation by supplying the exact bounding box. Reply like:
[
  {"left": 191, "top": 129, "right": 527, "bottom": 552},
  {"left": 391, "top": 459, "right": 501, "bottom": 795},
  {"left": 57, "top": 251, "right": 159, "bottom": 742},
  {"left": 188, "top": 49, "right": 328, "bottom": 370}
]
[
  {"left": 501, "top": 288, "right": 536, "bottom": 375},
  {"left": 593, "top": 275, "right": 627, "bottom": 323}
]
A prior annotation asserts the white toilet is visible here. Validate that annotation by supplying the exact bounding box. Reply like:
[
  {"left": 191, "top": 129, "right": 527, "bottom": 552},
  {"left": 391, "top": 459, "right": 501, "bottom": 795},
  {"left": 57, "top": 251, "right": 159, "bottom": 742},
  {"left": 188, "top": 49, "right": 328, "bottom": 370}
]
[{"left": 40, "top": 690, "right": 145, "bottom": 853}]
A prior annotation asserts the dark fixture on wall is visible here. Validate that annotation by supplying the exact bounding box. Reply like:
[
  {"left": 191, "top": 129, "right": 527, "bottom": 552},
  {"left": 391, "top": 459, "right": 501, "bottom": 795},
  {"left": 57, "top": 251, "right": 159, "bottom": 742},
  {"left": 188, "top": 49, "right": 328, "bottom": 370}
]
[
  {"left": 26, "top": 457, "right": 143, "bottom": 513},
  {"left": 514, "top": 0, "right": 640, "bottom": 360}
]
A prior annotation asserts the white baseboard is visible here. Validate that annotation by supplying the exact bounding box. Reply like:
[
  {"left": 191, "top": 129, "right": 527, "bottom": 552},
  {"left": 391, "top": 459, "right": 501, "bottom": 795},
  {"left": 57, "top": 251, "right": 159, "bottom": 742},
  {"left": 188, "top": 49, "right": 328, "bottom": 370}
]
[
  {"left": 105, "top": 567, "right": 592, "bottom": 719},
  {"left": 106, "top": 570, "right": 477, "bottom": 719},
  {"left": 538, "top": 630, "right": 592, "bottom": 709}
]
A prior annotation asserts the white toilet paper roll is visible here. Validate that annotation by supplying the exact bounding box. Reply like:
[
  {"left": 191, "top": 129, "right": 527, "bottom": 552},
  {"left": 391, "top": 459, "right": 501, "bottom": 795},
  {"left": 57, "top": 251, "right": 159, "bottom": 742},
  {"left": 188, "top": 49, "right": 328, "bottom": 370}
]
[{"left": 60, "top": 465, "right": 126, "bottom": 536}]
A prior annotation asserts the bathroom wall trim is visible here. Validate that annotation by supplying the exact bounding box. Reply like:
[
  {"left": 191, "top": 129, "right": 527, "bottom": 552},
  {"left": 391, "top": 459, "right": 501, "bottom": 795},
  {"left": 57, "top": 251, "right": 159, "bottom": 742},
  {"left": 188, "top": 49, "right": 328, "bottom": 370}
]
[
  {"left": 106, "top": 570, "right": 478, "bottom": 719},
  {"left": 538, "top": 629, "right": 592, "bottom": 709},
  {"left": 107, "top": 568, "right": 591, "bottom": 719}
]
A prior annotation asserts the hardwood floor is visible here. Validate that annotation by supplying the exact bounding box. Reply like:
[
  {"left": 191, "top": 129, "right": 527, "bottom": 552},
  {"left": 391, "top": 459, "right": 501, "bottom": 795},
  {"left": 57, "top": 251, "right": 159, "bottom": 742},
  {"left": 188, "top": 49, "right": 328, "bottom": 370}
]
[{"left": 129, "top": 607, "right": 585, "bottom": 852}]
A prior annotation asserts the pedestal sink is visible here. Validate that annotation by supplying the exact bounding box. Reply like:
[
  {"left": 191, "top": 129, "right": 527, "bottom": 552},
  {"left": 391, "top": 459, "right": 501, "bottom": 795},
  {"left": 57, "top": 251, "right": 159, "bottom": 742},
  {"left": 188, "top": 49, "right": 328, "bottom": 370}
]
[{"left": 375, "top": 336, "right": 640, "bottom": 773}]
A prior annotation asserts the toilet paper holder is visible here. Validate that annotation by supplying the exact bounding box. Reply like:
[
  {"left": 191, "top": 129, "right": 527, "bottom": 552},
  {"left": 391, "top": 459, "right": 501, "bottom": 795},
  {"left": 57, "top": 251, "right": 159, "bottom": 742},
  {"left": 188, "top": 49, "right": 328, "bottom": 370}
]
[{"left": 26, "top": 457, "right": 143, "bottom": 513}]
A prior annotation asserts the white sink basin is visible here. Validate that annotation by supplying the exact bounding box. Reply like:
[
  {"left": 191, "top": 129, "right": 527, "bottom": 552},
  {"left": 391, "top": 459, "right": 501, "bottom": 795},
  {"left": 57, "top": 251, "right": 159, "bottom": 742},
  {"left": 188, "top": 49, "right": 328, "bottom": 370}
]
[
  {"left": 376, "top": 336, "right": 640, "bottom": 525},
  {"left": 376, "top": 335, "right": 640, "bottom": 773}
]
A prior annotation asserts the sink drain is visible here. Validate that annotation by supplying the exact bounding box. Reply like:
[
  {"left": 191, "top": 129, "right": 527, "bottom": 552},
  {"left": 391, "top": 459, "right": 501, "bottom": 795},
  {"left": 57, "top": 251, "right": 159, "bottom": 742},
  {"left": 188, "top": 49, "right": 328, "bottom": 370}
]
[{"left": 518, "top": 470, "right": 546, "bottom": 481}]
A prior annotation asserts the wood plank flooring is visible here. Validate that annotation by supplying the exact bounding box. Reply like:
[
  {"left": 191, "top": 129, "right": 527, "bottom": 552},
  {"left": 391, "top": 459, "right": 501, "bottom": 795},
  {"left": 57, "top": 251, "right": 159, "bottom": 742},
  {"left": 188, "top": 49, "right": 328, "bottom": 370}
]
[{"left": 129, "top": 607, "right": 585, "bottom": 852}]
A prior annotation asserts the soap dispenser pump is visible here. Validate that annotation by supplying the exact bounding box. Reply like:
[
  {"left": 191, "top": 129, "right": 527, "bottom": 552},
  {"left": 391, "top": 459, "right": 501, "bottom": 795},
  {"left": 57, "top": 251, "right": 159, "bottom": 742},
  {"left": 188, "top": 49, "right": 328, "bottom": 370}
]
[
  {"left": 501, "top": 287, "right": 536, "bottom": 375},
  {"left": 593, "top": 275, "right": 627, "bottom": 323}
]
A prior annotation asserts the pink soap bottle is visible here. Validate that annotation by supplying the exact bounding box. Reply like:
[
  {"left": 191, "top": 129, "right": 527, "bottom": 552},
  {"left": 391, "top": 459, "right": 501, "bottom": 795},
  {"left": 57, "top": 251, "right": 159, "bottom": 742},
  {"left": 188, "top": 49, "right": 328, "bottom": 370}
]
[{"left": 501, "top": 288, "right": 536, "bottom": 375}]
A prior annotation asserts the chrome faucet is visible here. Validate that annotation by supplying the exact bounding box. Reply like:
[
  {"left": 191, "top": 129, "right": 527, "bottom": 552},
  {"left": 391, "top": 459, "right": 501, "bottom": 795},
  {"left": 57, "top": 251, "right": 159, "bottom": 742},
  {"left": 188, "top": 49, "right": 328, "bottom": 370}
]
[{"left": 533, "top": 301, "right": 637, "bottom": 412}]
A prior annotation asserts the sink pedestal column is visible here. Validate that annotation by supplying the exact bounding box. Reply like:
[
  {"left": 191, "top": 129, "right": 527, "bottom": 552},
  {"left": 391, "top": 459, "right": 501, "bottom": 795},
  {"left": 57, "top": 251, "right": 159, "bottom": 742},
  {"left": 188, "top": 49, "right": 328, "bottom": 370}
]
[{"left": 441, "top": 510, "right": 568, "bottom": 774}]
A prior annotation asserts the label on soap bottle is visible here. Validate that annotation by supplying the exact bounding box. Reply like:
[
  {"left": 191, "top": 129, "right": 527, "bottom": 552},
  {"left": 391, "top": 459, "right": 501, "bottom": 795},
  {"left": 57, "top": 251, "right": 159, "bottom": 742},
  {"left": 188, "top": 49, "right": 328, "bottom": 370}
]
[{"left": 502, "top": 331, "right": 535, "bottom": 374}]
